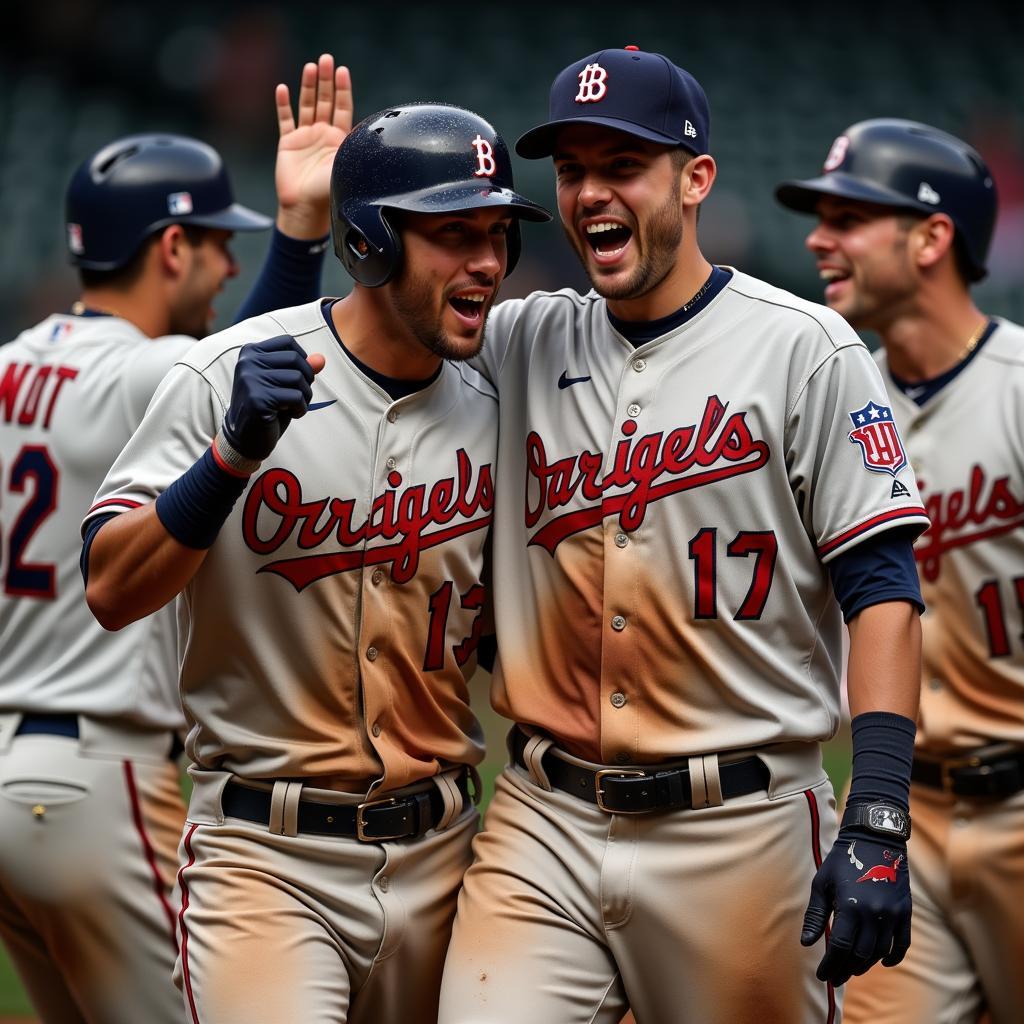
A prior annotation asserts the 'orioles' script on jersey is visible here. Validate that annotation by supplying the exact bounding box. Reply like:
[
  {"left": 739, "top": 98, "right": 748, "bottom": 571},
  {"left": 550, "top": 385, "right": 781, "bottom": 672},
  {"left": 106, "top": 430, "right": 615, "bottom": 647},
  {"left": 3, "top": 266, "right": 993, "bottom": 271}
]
[
  {"left": 87, "top": 300, "right": 498, "bottom": 789},
  {"left": 914, "top": 465, "right": 1024, "bottom": 583},
  {"left": 878, "top": 320, "right": 1024, "bottom": 753},
  {"left": 243, "top": 449, "right": 494, "bottom": 588},
  {"left": 525, "top": 394, "right": 769, "bottom": 554},
  {"left": 477, "top": 276, "right": 928, "bottom": 763}
]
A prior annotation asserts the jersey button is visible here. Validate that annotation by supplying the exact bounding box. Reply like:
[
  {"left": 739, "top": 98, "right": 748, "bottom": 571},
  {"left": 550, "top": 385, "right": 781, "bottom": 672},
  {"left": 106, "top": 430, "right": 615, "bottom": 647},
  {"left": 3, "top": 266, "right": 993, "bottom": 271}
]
[
  {"left": 611, "top": 615, "right": 626, "bottom": 631},
  {"left": 366, "top": 646, "right": 379, "bottom": 661},
  {"left": 627, "top": 403, "right": 641, "bottom": 417},
  {"left": 385, "top": 457, "right": 397, "bottom": 470},
  {"left": 372, "top": 723, "right": 382, "bottom": 737},
  {"left": 614, "top": 751, "right": 632, "bottom": 764},
  {"left": 387, "top": 410, "right": 398, "bottom": 423},
  {"left": 614, "top": 532, "right": 628, "bottom": 548},
  {"left": 632, "top": 359, "right": 646, "bottom": 372},
  {"left": 377, "top": 875, "right": 389, "bottom": 891},
  {"left": 610, "top": 691, "right": 627, "bottom": 708},
  {"left": 929, "top": 678, "right": 942, "bottom": 691},
  {"left": 371, "top": 569, "right": 385, "bottom": 585}
]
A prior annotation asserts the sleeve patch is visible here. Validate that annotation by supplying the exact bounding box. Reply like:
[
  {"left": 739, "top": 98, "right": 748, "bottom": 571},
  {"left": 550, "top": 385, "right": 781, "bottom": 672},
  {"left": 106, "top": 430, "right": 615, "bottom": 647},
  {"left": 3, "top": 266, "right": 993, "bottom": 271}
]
[{"left": 848, "top": 401, "right": 907, "bottom": 477}]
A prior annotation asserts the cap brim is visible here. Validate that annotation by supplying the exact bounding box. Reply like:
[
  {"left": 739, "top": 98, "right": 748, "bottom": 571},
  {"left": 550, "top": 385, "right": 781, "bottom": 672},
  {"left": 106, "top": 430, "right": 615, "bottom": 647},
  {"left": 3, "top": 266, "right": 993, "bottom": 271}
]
[
  {"left": 183, "top": 202, "right": 273, "bottom": 232},
  {"left": 386, "top": 182, "right": 552, "bottom": 222},
  {"left": 516, "top": 116, "right": 686, "bottom": 159},
  {"left": 775, "top": 173, "right": 928, "bottom": 215}
]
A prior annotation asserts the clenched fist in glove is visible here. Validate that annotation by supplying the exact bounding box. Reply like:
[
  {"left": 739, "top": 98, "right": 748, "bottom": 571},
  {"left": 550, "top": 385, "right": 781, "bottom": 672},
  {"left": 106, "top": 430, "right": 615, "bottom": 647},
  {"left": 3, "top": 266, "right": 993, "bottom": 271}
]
[
  {"left": 221, "top": 334, "right": 324, "bottom": 462},
  {"left": 801, "top": 809, "right": 911, "bottom": 987}
]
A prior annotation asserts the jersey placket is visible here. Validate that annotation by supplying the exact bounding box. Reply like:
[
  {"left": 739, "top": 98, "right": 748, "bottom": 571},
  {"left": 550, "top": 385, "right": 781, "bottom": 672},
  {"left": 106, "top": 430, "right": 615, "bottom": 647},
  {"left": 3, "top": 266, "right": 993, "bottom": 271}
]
[
  {"left": 597, "top": 350, "right": 653, "bottom": 764},
  {"left": 357, "top": 396, "right": 411, "bottom": 789}
]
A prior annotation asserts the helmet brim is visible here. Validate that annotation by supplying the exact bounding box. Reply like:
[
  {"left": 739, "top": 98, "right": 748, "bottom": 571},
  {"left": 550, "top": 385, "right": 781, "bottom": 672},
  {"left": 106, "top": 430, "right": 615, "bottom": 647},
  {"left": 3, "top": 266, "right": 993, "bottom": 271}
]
[
  {"left": 181, "top": 202, "right": 273, "bottom": 232},
  {"left": 516, "top": 116, "right": 689, "bottom": 160},
  {"left": 381, "top": 182, "right": 551, "bottom": 223},
  {"left": 775, "top": 173, "right": 934, "bottom": 217}
]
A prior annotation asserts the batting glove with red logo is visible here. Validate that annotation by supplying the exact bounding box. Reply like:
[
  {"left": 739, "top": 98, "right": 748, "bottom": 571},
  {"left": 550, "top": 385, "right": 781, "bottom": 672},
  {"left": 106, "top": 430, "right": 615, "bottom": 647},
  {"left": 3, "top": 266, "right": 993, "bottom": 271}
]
[{"left": 800, "top": 825, "right": 911, "bottom": 987}]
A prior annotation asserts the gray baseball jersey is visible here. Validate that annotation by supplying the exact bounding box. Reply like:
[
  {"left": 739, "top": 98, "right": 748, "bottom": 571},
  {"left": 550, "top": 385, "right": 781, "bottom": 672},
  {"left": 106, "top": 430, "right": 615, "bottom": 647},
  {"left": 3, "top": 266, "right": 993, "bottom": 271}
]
[
  {"left": 0, "top": 311, "right": 195, "bottom": 1024},
  {"left": 1, "top": 313, "right": 189, "bottom": 727},
  {"left": 476, "top": 269, "right": 928, "bottom": 764},
  {"left": 85, "top": 299, "right": 496, "bottom": 792},
  {"left": 845, "top": 318, "right": 1024, "bottom": 1024},
  {"left": 880, "top": 319, "right": 1024, "bottom": 753}
]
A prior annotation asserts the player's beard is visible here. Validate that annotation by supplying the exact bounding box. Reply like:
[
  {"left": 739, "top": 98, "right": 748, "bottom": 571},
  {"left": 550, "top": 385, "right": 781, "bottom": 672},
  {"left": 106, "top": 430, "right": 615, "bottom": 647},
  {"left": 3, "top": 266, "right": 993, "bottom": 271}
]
[
  {"left": 833, "top": 235, "right": 917, "bottom": 331},
  {"left": 391, "top": 269, "right": 489, "bottom": 363},
  {"left": 568, "top": 176, "right": 683, "bottom": 301}
]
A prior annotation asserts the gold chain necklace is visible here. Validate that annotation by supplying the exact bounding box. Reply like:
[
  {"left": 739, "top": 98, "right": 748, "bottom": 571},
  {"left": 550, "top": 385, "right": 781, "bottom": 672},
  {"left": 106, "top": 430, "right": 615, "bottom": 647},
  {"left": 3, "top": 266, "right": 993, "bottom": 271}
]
[{"left": 958, "top": 318, "right": 988, "bottom": 362}]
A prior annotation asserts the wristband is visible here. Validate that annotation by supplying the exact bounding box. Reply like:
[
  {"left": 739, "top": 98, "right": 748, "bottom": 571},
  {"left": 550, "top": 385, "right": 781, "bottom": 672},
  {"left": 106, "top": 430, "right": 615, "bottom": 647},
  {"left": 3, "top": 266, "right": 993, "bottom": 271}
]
[
  {"left": 844, "top": 711, "right": 917, "bottom": 815},
  {"left": 212, "top": 428, "right": 263, "bottom": 478},
  {"left": 155, "top": 447, "right": 250, "bottom": 550}
]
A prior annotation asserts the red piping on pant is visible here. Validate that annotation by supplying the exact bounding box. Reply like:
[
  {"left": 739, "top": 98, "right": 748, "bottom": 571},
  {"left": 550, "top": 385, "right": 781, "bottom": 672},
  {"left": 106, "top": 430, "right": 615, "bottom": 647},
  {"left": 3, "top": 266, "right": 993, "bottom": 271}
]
[
  {"left": 804, "top": 788, "right": 837, "bottom": 1024},
  {"left": 122, "top": 759, "right": 178, "bottom": 950}
]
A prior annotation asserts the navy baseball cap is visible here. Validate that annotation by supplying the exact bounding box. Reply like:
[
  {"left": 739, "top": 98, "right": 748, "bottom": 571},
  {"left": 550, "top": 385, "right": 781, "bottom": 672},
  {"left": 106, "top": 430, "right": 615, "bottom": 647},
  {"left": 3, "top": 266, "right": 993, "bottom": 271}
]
[{"left": 516, "top": 46, "right": 710, "bottom": 160}]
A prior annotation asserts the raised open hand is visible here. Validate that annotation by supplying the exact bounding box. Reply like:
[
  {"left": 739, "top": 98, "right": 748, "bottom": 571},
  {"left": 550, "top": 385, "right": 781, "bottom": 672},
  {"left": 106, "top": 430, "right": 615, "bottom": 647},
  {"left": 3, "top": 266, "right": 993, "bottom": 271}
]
[{"left": 274, "top": 53, "right": 353, "bottom": 239}]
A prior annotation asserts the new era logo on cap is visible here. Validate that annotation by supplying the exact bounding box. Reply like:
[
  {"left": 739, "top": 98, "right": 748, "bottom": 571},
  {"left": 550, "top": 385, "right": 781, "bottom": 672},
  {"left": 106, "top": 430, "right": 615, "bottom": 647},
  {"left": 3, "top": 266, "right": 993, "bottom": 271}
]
[
  {"left": 516, "top": 46, "right": 711, "bottom": 159},
  {"left": 167, "top": 191, "right": 194, "bottom": 215}
]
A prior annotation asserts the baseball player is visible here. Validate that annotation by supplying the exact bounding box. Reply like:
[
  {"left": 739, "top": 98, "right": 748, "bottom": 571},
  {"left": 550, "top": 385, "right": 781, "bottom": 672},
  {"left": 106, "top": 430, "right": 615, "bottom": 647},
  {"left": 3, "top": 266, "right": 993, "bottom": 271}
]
[
  {"left": 0, "top": 55, "right": 351, "bottom": 1024},
  {"left": 82, "top": 104, "right": 549, "bottom": 1023},
  {"left": 437, "top": 49, "right": 930, "bottom": 1024},
  {"left": 778, "top": 119, "right": 1024, "bottom": 1024}
]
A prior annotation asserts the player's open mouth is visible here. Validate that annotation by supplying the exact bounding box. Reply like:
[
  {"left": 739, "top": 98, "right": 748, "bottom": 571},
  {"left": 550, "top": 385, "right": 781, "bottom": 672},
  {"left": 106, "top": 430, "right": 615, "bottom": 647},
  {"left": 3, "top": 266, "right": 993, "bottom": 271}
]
[
  {"left": 584, "top": 219, "right": 633, "bottom": 262},
  {"left": 448, "top": 291, "right": 487, "bottom": 327},
  {"left": 819, "top": 266, "right": 850, "bottom": 300}
]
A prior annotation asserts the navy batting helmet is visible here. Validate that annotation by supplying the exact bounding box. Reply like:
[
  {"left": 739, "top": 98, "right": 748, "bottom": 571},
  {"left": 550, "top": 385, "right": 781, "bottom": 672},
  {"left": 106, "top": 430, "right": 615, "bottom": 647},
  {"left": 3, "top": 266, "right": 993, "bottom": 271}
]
[
  {"left": 331, "top": 103, "right": 550, "bottom": 287},
  {"left": 776, "top": 119, "right": 997, "bottom": 281},
  {"left": 66, "top": 134, "right": 272, "bottom": 271}
]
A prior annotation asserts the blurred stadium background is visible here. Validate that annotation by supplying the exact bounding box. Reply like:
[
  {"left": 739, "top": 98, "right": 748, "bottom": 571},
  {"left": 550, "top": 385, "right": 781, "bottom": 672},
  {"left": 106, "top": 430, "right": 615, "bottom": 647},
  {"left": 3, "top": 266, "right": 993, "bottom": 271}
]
[{"left": 1, "top": 0, "right": 1020, "bottom": 1016}]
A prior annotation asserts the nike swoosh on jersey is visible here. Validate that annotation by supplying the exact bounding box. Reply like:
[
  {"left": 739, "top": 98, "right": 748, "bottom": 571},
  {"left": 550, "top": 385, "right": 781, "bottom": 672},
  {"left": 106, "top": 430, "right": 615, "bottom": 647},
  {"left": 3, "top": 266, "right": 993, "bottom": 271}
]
[
  {"left": 307, "top": 399, "right": 338, "bottom": 411},
  {"left": 557, "top": 371, "right": 592, "bottom": 390}
]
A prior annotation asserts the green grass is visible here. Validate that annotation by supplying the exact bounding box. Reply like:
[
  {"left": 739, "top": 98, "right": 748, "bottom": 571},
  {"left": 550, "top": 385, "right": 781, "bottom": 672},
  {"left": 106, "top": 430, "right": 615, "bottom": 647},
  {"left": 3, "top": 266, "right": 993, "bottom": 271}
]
[{"left": 0, "top": 689, "right": 851, "bottom": 1014}]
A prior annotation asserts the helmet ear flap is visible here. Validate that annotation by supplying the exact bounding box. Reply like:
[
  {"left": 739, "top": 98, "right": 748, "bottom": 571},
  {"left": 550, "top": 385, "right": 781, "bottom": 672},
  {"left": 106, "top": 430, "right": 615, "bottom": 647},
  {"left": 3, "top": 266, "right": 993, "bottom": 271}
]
[{"left": 334, "top": 206, "right": 403, "bottom": 287}]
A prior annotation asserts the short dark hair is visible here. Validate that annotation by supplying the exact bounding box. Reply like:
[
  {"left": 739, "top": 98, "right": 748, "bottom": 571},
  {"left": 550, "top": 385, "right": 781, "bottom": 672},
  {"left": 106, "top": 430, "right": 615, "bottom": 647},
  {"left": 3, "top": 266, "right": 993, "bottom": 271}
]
[
  {"left": 78, "top": 223, "right": 208, "bottom": 290},
  {"left": 895, "top": 212, "right": 973, "bottom": 287}
]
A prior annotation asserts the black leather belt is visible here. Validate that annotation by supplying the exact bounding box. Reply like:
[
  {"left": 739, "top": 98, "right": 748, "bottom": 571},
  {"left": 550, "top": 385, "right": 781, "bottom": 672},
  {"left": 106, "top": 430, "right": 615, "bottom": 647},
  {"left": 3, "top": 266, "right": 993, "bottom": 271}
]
[
  {"left": 15, "top": 713, "right": 80, "bottom": 739},
  {"left": 912, "top": 745, "right": 1024, "bottom": 799},
  {"left": 14, "top": 713, "right": 183, "bottom": 761},
  {"left": 221, "top": 772, "right": 470, "bottom": 842},
  {"left": 511, "top": 728, "right": 770, "bottom": 814}
]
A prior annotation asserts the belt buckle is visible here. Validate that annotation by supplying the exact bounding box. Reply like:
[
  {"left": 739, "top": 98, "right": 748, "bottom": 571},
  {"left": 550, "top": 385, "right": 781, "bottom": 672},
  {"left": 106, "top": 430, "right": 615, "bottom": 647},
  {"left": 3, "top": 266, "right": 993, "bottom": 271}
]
[
  {"left": 355, "top": 795, "right": 400, "bottom": 841},
  {"left": 594, "top": 768, "right": 646, "bottom": 813},
  {"left": 941, "top": 754, "right": 982, "bottom": 793}
]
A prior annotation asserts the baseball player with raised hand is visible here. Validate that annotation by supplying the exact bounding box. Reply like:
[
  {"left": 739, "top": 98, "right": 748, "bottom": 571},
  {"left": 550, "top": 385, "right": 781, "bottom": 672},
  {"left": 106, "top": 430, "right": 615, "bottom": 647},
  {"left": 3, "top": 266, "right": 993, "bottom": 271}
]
[
  {"left": 0, "top": 54, "right": 351, "bottom": 1024},
  {"left": 778, "top": 119, "right": 1024, "bottom": 1024},
  {"left": 82, "top": 104, "right": 549, "bottom": 1023},
  {"left": 437, "top": 48, "right": 930, "bottom": 1024}
]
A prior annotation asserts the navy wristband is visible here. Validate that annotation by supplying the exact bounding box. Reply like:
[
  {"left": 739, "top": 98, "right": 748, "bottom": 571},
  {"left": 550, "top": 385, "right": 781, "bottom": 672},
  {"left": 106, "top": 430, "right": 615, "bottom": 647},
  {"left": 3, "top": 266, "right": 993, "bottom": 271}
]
[
  {"left": 844, "top": 711, "right": 917, "bottom": 816},
  {"left": 155, "top": 447, "right": 250, "bottom": 550}
]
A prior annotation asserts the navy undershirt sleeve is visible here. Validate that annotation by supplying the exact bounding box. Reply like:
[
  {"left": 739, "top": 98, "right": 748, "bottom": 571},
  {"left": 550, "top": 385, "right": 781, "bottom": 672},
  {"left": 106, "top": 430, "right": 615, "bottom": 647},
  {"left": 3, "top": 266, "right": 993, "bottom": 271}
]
[
  {"left": 233, "top": 228, "right": 330, "bottom": 325},
  {"left": 80, "top": 511, "right": 120, "bottom": 585},
  {"left": 829, "top": 527, "right": 923, "bottom": 623}
]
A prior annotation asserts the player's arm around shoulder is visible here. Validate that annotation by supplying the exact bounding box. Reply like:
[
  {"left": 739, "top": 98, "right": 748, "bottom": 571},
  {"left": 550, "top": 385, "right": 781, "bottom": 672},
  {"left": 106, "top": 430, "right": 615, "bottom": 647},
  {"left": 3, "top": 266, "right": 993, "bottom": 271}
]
[{"left": 85, "top": 326, "right": 324, "bottom": 629}]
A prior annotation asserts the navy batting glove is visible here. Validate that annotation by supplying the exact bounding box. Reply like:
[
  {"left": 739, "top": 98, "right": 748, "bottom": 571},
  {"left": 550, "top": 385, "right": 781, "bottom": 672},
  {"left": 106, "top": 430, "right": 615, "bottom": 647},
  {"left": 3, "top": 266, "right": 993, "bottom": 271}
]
[
  {"left": 221, "top": 334, "right": 316, "bottom": 460},
  {"left": 801, "top": 827, "right": 911, "bottom": 987}
]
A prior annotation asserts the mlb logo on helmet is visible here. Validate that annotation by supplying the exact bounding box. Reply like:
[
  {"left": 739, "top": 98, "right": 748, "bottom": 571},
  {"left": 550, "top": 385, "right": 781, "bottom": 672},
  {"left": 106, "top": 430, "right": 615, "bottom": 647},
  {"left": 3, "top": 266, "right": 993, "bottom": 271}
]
[
  {"left": 847, "top": 402, "right": 907, "bottom": 477},
  {"left": 167, "top": 191, "right": 194, "bottom": 215},
  {"left": 67, "top": 223, "right": 84, "bottom": 255}
]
